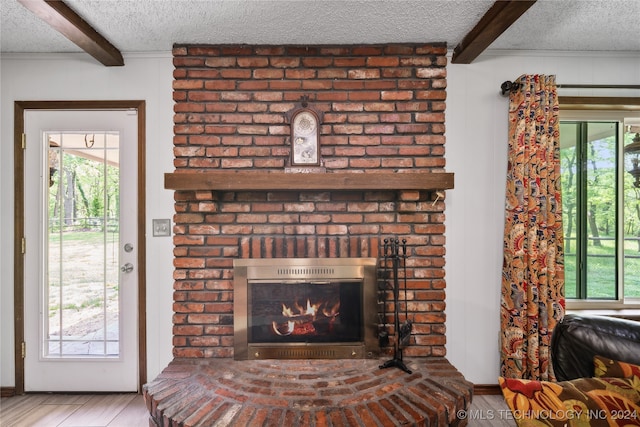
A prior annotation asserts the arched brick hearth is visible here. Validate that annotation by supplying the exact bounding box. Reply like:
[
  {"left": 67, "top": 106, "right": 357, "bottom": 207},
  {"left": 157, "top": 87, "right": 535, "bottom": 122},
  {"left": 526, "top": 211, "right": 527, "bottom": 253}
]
[{"left": 144, "top": 358, "right": 472, "bottom": 426}]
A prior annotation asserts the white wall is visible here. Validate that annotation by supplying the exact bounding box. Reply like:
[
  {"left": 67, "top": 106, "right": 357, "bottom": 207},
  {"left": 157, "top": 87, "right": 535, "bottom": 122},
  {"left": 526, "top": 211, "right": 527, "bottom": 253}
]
[
  {"left": 2, "top": 50, "right": 639, "bottom": 389},
  {"left": 0, "top": 53, "right": 175, "bottom": 388},
  {"left": 445, "top": 50, "right": 640, "bottom": 384}
]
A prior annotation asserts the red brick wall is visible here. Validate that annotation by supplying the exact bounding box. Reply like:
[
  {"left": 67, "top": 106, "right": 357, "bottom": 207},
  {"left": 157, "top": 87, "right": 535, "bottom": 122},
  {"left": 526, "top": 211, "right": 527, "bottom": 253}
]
[{"left": 171, "top": 44, "right": 448, "bottom": 358}]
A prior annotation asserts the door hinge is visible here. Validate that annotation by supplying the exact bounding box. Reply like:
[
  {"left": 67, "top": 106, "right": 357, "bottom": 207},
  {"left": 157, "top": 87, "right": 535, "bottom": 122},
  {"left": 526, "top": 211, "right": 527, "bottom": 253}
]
[
  {"left": 21, "top": 133, "right": 26, "bottom": 149},
  {"left": 21, "top": 342, "right": 26, "bottom": 358},
  {"left": 21, "top": 237, "right": 26, "bottom": 254}
]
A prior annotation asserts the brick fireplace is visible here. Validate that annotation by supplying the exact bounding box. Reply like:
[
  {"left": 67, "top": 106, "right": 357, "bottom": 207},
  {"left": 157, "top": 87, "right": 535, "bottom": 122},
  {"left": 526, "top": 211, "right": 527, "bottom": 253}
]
[
  {"left": 143, "top": 43, "right": 472, "bottom": 426},
  {"left": 168, "top": 42, "right": 451, "bottom": 359}
]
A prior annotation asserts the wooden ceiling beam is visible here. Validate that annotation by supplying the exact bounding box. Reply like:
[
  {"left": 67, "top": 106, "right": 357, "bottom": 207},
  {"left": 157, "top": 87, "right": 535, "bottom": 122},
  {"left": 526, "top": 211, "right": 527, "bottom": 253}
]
[
  {"left": 451, "top": 0, "right": 537, "bottom": 64},
  {"left": 18, "top": 0, "right": 124, "bottom": 66}
]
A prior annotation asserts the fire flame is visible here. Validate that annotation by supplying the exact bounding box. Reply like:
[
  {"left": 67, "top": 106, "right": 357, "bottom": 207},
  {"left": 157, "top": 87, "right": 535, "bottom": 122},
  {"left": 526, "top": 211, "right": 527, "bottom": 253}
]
[
  {"left": 272, "top": 298, "right": 340, "bottom": 336},
  {"left": 281, "top": 304, "right": 295, "bottom": 318},
  {"left": 282, "top": 299, "right": 322, "bottom": 318},
  {"left": 322, "top": 301, "right": 340, "bottom": 318}
]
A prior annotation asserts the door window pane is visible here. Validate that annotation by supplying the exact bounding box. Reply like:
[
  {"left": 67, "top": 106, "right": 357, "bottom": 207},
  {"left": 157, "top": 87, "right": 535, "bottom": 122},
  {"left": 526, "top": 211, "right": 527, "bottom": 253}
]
[{"left": 45, "top": 132, "right": 120, "bottom": 357}]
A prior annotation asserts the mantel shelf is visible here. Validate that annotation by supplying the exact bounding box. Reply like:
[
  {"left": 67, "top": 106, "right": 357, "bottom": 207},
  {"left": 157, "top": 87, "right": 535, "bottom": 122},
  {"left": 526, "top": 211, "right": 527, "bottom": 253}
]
[{"left": 164, "top": 171, "right": 454, "bottom": 191}]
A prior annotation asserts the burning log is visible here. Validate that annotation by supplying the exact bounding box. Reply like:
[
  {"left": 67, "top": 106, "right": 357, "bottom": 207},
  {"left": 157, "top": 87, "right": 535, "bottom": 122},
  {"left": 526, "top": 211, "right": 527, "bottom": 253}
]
[
  {"left": 272, "top": 320, "right": 317, "bottom": 336},
  {"left": 272, "top": 321, "right": 295, "bottom": 336},
  {"left": 272, "top": 313, "right": 316, "bottom": 324}
]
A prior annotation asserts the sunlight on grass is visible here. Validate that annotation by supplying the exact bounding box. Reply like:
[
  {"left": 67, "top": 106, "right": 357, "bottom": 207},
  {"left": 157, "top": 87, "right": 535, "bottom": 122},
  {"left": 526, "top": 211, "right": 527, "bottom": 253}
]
[
  {"left": 49, "top": 230, "right": 117, "bottom": 244},
  {"left": 47, "top": 230, "right": 119, "bottom": 339}
]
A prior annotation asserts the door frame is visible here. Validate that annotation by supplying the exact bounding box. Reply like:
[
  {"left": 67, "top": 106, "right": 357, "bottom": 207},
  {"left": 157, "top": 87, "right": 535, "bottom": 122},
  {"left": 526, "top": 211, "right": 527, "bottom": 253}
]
[{"left": 14, "top": 100, "right": 147, "bottom": 394}]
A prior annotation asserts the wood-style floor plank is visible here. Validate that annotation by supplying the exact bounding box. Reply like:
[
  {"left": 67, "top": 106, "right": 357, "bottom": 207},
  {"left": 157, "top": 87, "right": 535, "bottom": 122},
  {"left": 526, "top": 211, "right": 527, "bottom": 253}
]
[
  {"left": 467, "top": 395, "right": 516, "bottom": 426},
  {"left": 6, "top": 404, "right": 81, "bottom": 427},
  {"left": 0, "top": 394, "right": 50, "bottom": 425},
  {"left": 41, "top": 394, "right": 93, "bottom": 405},
  {"left": 58, "top": 394, "right": 137, "bottom": 427},
  {"left": 107, "top": 395, "right": 149, "bottom": 427}
]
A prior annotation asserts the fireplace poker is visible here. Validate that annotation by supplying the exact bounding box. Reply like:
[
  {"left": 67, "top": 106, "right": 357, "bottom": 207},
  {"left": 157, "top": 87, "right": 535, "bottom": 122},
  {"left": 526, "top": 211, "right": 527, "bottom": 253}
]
[
  {"left": 399, "top": 239, "right": 413, "bottom": 348},
  {"left": 378, "top": 239, "right": 390, "bottom": 348}
]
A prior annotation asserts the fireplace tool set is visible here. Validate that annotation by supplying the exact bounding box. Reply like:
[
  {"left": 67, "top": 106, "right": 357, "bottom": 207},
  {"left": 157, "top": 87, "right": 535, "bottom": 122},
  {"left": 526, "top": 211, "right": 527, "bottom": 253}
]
[{"left": 379, "top": 238, "right": 413, "bottom": 374}]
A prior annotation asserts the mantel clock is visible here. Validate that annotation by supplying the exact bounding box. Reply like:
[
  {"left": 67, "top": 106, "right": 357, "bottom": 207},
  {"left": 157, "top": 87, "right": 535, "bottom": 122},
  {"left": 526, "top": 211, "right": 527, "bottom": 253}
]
[{"left": 288, "top": 103, "right": 322, "bottom": 167}]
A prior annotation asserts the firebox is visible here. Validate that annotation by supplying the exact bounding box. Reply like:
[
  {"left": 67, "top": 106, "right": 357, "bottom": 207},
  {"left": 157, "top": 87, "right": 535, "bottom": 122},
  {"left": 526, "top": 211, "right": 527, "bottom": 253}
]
[{"left": 233, "top": 257, "right": 379, "bottom": 360}]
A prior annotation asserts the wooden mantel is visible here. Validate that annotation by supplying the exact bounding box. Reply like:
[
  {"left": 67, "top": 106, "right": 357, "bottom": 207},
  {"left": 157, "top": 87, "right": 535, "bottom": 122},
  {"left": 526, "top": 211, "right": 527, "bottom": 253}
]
[{"left": 164, "top": 171, "right": 454, "bottom": 191}]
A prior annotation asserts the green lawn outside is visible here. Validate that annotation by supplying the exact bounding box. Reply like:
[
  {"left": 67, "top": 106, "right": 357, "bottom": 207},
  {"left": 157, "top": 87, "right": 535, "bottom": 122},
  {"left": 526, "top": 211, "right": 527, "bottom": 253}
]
[
  {"left": 49, "top": 230, "right": 117, "bottom": 244},
  {"left": 47, "top": 230, "right": 119, "bottom": 342},
  {"left": 564, "top": 236, "right": 640, "bottom": 299}
]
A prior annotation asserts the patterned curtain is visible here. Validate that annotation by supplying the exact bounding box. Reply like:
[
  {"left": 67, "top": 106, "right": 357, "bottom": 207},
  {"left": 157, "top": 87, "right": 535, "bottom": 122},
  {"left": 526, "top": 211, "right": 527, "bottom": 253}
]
[{"left": 500, "top": 74, "right": 565, "bottom": 380}]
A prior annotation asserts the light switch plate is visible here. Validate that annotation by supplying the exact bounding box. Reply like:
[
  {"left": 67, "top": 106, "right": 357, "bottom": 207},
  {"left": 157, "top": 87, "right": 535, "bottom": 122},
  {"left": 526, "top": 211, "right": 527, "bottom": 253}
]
[{"left": 152, "top": 219, "right": 171, "bottom": 237}]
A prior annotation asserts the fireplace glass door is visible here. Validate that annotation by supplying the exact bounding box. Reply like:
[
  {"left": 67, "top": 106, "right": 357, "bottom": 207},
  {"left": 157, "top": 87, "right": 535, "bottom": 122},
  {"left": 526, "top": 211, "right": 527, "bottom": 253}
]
[
  {"left": 234, "top": 258, "right": 379, "bottom": 360},
  {"left": 248, "top": 280, "right": 363, "bottom": 344}
]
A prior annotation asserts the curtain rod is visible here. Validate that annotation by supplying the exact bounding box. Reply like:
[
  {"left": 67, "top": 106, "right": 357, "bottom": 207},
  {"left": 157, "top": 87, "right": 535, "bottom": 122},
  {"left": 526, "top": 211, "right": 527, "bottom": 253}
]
[{"left": 500, "top": 81, "right": 640, "bottom": 96}]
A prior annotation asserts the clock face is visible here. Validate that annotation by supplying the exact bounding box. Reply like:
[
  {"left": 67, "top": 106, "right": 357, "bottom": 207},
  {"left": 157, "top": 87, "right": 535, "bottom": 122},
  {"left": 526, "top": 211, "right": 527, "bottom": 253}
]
[
  {"left": 292, "top": 111, "right": 319, "bottom": 165},
  {"left": 294, "top": 111, "right": 317, "bottom": 136}
]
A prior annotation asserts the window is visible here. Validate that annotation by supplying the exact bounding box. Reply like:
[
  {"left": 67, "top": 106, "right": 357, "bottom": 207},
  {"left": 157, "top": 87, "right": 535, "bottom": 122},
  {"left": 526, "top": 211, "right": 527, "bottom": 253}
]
[{"left": 560, "top": 98, "right": 640, "bottom": 306}]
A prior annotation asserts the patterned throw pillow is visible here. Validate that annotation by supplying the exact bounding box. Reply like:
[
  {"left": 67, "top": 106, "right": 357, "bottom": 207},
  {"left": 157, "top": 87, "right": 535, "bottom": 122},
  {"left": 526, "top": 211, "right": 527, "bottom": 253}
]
[
  {"left": 498, "top": 376, "right": 640, "bottom": 427},
  {"left": 594, "top": 355, "right": 640, "bottom": 381}
]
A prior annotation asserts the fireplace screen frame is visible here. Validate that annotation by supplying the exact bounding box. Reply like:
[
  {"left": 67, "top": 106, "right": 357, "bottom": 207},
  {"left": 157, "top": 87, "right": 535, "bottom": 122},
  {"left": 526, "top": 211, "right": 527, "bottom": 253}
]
[{"left": 233, "top": 257, "right": 379, "bottom": 360}]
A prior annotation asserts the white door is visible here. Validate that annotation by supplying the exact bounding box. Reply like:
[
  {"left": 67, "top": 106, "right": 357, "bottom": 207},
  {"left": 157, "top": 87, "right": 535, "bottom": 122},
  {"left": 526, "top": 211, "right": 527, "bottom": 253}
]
[{"left": 23, "top": 110, "right": 138, "bottom": 392}]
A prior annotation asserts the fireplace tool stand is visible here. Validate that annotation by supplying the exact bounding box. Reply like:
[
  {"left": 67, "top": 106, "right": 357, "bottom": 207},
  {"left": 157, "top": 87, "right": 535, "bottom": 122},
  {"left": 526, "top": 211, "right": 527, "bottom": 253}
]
[{"left": 379, "top": 238, "right": 413, "bottom": 374}]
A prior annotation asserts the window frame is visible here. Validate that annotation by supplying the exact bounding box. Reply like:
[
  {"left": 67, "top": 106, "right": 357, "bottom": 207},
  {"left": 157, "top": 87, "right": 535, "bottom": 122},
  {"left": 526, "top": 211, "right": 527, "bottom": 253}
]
[{"left": 560, "top": 97, "right": 640, "bottom": 310}]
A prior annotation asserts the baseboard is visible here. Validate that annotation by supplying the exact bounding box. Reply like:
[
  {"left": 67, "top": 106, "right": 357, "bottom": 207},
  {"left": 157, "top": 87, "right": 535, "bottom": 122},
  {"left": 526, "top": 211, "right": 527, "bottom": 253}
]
[
  {"left": 1, "top": 387, "right": 16, "bottom": 397},
  {"left": 473, "top": 384, "right": 501, "bottom": 395}
]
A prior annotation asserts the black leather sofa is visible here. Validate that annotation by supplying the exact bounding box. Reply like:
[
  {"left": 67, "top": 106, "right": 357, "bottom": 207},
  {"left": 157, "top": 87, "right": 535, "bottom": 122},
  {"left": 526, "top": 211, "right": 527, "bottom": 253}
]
[{"left": 550, "top": 313, "right": 640, "bottom": 381}]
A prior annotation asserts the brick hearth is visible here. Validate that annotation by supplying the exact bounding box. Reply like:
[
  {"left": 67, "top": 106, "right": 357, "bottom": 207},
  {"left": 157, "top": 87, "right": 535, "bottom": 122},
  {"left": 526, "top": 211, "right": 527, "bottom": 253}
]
[{"left": 143, "top": 358, "right": 472, "bottom": 426}]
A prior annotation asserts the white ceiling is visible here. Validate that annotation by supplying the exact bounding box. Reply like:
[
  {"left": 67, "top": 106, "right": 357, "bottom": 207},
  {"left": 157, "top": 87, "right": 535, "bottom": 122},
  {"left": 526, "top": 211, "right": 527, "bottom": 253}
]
[{"left": 1, "top": 0, "right": 639, "bottom": 58}]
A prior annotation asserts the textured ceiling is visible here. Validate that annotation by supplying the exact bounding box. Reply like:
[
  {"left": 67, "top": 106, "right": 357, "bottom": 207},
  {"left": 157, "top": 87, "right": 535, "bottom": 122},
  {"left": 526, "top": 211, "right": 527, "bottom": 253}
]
[
  {"left": 492, "top": 0, "right": 640, "bottom": 51},
  {"left": 1, "top": 0, "right": 639, "bottom": 56}
]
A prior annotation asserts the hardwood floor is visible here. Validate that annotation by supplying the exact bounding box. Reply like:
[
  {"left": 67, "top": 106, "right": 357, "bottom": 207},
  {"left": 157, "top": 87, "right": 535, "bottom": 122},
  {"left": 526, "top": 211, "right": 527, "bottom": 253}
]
[
  {"left": 467, "top": 394, "right": 517, "bottom": 426},
  {"left": 1, "top": 392, "right": 515, "bottom": 426},
  {"left": 0, "top": 393, "right": 148, "bottom": 427}
]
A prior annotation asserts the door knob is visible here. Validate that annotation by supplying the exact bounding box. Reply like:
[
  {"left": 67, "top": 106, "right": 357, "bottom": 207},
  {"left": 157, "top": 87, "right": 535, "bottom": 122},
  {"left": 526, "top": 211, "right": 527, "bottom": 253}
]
[{"left": 120, "top": 263, "right": 134, "bottom": 273}]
